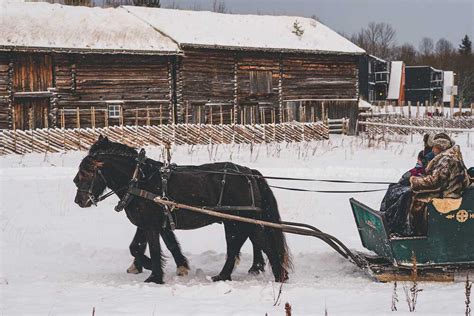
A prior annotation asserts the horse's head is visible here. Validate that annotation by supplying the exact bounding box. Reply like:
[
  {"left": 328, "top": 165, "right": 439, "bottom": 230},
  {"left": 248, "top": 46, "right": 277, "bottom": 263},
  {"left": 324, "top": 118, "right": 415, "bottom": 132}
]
[
  {"left": 74, "top": 135, "right": 138, "bottom": 208},
  {"left": 74, "top": 154, "right": 107, "bottom": 208}
]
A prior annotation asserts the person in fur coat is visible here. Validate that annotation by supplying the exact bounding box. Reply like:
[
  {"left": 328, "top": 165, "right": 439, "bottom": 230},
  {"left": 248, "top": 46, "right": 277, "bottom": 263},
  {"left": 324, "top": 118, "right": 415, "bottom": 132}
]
[{"left": 409, "top": 136, "right": 470, "bottom": 234}]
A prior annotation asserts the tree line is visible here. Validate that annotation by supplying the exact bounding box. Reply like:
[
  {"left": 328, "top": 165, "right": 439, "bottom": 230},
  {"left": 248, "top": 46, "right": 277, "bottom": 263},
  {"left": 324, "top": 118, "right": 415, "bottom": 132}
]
[{"left": 350, "top": 22, "right": 473, "bottom": 105}]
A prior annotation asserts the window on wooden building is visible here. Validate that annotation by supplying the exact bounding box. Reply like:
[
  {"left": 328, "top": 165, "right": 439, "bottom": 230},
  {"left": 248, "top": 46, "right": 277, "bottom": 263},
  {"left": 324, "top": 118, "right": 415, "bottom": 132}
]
[
  {"left": 108, "top": 104, "right": 121, "bottom": 119},
  {"left": 249, "top": 71, "right": 273, "bottom": 95}
]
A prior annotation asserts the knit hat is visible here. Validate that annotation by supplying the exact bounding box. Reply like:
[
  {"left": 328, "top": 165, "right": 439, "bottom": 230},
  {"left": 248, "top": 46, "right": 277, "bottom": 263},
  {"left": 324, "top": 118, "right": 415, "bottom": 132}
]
[
  {"left": 432, "top": 138, "right": 453, "bottom": 151},
  {"left": 423, "top": 134, "right": 434, "bottom": 147}
]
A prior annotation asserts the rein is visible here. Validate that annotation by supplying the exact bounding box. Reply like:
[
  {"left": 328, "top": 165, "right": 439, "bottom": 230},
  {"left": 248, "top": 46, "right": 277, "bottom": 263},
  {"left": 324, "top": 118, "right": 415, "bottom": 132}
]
[{"left": 170, "top": 168, "right": 394, "bottom": 186}]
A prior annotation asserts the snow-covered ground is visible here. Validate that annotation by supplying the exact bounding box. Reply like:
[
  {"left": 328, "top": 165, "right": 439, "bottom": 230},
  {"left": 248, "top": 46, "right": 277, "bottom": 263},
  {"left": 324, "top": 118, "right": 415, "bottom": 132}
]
[{"left": 1, "top": 134, "right": 472, "bottom": 315}]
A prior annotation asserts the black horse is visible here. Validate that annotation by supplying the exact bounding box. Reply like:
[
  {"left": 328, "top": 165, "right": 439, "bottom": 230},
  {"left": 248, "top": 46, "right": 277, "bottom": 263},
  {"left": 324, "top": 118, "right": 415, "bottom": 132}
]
[{"left": 74, "top": 136, "right": 291, "bottom": 284}]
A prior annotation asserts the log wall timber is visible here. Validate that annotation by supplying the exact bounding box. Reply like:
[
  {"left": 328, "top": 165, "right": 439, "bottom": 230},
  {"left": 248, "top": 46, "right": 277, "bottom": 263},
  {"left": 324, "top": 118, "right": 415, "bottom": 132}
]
[{"left": 0, "top": 54, "right": 11, "bottom": 129}]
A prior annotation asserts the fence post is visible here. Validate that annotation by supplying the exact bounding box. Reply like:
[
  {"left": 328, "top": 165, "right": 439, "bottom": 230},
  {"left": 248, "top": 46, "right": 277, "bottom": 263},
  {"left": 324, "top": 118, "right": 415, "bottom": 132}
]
[
  {"left": 160, "top": 104, "right": 163, "bottom": 125},
  {"left": 104, "top": 108, "right": 108, "bottom": 128},
  {"left": 220, "top": 105, "right": 223, "bottom": 125},
  {"left": 44, "top": 107, "right": 49, "bottom": 128},
  {"left": 91, "top": 106, "right": 96, "bottom": 129},
  {"left": 321, "top": 102, "right": 325, "bottom": 125},
  {"left": 185, "top": 101, "right": 189, "bottom": 124},
  {"left": 146, "top": 106, "right": 150, "bottom": 126},
  {"left": 119, "top": 106, "right": 124, "bottom": 126},
  {"left": 210, "top": 105, "right": 213, "bottom": 125},
  {"left": 76, "top": 107, "right": 80, "bottom": 129}
]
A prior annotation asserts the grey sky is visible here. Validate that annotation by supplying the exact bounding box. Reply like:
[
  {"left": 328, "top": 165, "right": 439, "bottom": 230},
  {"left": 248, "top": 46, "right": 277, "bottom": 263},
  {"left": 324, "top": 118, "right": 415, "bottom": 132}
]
[{"left": 161, "top": 0, "right": 474, "bottom": 48}]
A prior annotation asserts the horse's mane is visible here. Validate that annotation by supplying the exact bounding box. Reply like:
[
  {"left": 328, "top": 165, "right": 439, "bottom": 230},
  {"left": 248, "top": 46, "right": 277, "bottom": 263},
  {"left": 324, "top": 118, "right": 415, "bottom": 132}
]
[{"left": 89, "top": 137, "right": 138, "bottom": 158}]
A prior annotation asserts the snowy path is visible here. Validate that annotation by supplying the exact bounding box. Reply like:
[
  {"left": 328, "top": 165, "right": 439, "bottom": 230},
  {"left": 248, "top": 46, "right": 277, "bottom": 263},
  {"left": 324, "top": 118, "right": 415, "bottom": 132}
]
[{"left": 1, "top": 135, "right": 472, "bottom": 315}]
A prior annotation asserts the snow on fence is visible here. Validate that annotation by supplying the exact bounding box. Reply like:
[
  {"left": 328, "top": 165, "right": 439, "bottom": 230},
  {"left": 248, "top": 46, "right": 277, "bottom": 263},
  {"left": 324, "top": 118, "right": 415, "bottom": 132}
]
[
  {"left": 360, "top": 117, "right": 473, "bottom": 135},
  {"left": 0, "top": 122, "right": 328, "bottom": 155}
]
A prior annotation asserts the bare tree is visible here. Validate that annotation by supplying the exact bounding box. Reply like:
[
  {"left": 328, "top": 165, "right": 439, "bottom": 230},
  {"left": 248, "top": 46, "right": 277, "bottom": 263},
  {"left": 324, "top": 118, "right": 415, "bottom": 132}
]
[
  {"left": 434, "top": 38, "right": 454, "bottom": 69},
  {"left": 394, "top": 43, "right": 418, "bottom": 65},
  {"left": 212, "top": 0, "right": 227, "bottom": 13},
  {"left": 419, "top": 37, "right": 434, "bottom": 56},
  {"left": 351, "top": 22, "right": 396, "bottom": 60}
]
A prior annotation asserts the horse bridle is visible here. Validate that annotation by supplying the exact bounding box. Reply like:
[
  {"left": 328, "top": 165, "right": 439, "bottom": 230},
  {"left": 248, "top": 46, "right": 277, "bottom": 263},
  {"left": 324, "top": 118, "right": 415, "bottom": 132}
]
[{"left": 76, "top": 167, "right": 110, "bottom": 206}]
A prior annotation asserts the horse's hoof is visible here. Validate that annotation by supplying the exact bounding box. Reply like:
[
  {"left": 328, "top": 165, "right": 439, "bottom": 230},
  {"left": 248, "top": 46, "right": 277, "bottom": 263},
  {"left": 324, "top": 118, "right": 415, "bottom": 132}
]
[
  {"left": 248, "top": 264, "right": 265, "bottom": 275},
  {"left": 127, "top": 262, "right": 143, "bottom": 274},
  {"left": 275, "top": 272, "right": 289, "bottom": 283},
  {"left": 144, "top": 274, "right": 164, "bottom": 284},
  {"left": 176, "top": 265, "right": 190, "bottom": 276},
  {"left": 211, "top": 274, "right": 231, "bottom": 282}
]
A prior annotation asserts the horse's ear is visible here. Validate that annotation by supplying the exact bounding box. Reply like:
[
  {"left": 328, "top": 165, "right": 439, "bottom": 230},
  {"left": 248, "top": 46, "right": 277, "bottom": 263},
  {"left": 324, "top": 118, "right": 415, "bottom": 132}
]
[{"left": 97, "top": 134, "right": 109, "bottom": 143}]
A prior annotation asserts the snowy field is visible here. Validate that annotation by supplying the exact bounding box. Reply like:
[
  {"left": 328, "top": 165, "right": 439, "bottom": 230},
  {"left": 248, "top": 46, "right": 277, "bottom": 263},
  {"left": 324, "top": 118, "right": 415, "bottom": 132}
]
[{"left": 1, "top": 134, "right": 473, "bottom": 315}]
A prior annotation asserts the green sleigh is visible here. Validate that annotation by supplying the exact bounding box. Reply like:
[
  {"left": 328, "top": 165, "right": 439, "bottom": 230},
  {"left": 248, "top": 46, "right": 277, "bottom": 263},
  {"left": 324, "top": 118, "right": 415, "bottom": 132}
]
[{"left": 350, "top": 187, "right": 474, "bottom": 281}]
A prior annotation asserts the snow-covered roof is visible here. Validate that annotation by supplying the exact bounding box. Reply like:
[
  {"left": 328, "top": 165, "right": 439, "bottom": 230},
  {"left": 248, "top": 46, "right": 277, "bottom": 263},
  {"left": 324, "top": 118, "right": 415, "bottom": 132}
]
[
  {"left": 0, "top": 1, "right": 180, "bottom": 54},
  {"left": 387, "top": 61, "right": 404, "bottom": 100},
  {"left": 124, "top": 6, "right": 365, "bottom": 54},
  {"left": 443, "top": 71, "right": 454, "bottom": 103}
]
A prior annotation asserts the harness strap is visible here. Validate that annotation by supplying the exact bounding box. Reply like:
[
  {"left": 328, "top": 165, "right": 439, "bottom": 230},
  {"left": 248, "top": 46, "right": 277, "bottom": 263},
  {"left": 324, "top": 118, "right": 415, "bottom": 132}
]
[
  {"left": 127, "top": 187, "right": 263, "bottom": 213},
  {"left": 129, "top": 187, "right": 159, "bottom": 201},
  {"left": 160, "top": 163, "right": 176, "bottom": 230},
  {"left": 115, "top": 149, "right": 147, "bottom": 213}
]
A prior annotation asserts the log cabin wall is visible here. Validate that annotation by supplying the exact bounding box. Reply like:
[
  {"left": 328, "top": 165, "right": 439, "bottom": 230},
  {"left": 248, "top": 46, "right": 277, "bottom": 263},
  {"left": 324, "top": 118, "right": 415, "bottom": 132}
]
[
  {"left": 236, "top": 52, "right": 280, "bottom": 124},
  {"left": 179, "top": 49, "right": 235, "bottom": 124},
  {"left": 1, "top": 52, "right": 174, "bottom": 130},
  {"left": 1, "top": 49, "right": 360, "bottom": 132},
  {"left": 179, "top": 48, "right": 359, "bottom": 130},
  {"left": 281, "top": 53, "right": 359, "bottom": 132},
  {"left": 54, "top": 54, "right": 173, "bottom": 128},
  {"left": 282, "top": 54, "right": 359, "bottom": 100}
]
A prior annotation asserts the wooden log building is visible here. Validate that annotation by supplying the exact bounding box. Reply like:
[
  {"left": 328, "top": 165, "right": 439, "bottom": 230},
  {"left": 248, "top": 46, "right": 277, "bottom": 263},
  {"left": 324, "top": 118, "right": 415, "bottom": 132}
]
[{"left": 0, "top": 2, "right": 365, "bottom": 132}]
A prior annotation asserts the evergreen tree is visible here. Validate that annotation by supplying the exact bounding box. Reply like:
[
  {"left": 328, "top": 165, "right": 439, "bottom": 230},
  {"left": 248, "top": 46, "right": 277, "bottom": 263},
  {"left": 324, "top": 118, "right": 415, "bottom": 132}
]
[{"left": 458, "top": 35, "right": 472, "bottom": 55}]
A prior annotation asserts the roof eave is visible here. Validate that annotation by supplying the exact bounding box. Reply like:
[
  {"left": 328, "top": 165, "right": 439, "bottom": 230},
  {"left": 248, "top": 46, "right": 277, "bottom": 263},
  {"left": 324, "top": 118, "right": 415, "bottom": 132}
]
[
  {"left": 0, "top": 45, "right": 183, "bottom": 56},
  {"left": 181, "top": 43, "right": 365, "bottom": 55}
]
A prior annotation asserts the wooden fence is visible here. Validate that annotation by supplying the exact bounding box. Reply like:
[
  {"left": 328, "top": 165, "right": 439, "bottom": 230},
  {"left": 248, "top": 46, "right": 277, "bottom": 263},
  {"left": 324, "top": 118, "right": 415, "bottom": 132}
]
[
  {"left": 360, "top": 117, "right": 473, "bottom": 135},
  {"left": 0, "top": 122, "right": 329, "bottom": 155}
]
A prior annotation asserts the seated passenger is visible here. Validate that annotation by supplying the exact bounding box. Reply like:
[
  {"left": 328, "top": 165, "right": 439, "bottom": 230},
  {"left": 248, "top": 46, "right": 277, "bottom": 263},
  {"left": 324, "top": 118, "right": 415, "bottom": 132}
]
[
  {"left": 409, "top": 136, "right": 470, "bottom": 235},
  {"left": 398, "top": 134, "right": 434, "bottom": 185},
  {"left": 381, "top": 134, "right": 434, "bottom": 236}
]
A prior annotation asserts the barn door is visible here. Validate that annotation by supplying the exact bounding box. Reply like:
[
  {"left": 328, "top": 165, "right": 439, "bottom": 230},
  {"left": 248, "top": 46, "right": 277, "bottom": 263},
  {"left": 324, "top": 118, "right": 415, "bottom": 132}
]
[
  {"left": 12, "top": 54, "right": 53, "bottom": 130},
  {"left": 13, "top": 99, "right": 49, "bottom": 130}
]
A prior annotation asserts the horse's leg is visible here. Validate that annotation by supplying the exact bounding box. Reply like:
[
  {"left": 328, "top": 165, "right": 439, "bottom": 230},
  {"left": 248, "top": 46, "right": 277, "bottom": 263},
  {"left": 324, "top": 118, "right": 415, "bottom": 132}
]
[
  {"left": 144, "top": 230, "right": 165, "bottom": 284},
  {"left": 127, "top": 227, "right": 152, "bottom": 274},
  {"left": 247, "top": 237, "right": 265, "bottom": 275},
  {"left": 212, "top": 222, "right": 248, "bottom": 282},
  {"left": 251, "top": 227, "right": 288, "bottom": 282},
  {"left": 161, "top": 228, "right": 190, "bottom": 276}
]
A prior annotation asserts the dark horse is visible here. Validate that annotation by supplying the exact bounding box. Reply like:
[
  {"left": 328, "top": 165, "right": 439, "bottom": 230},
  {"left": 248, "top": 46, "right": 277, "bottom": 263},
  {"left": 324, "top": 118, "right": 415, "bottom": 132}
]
[{"left": 74, "top": 136, "right": 290, "bottom": 284}]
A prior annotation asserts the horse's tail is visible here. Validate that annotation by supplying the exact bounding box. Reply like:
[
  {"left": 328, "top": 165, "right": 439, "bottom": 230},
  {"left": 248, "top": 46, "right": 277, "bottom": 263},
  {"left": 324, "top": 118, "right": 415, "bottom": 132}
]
[{"left": 252, "top": 169, "right": 292, "bottom": 281}]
